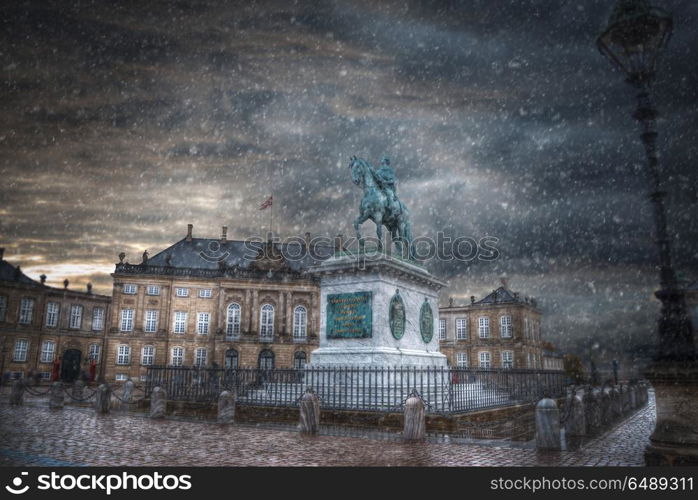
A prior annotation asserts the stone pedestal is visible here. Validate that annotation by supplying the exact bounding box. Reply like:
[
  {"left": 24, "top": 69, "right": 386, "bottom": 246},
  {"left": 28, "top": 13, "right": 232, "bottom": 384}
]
[
  {"left": 49, "top": 382, "right": 64, "bottom": 409},
  {"left": 535, "top": 398, "right": 561, "bottom": 450},
  {"left": 217, "top": 390, "right": 236, "bottom": 424},
  {"left": 309, "top": 251, "right": 448, "bottom": 367},
  {"left": 644, "top": 361, "right": 698, "bottom": 466},
  {"left": 403, "top": 392, "right": 426, "bottom": 441},
  {"left": 299, "top": 390, "right": 320, "bottom": 433}
]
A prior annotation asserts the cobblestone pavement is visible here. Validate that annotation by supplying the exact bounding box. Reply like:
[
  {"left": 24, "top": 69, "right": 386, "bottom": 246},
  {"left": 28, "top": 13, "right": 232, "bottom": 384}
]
[{"left": 0, "top": 393, "right": 655, "bottom": 467}]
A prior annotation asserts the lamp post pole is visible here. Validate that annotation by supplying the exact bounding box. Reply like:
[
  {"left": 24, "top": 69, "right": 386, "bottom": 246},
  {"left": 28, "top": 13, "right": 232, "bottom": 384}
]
[{"left": 597, "top": 0, "right": 697, "bottom": 465}]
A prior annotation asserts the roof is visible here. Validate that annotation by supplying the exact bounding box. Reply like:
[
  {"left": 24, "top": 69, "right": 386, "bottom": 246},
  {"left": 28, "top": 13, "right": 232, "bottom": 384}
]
[
  {"left": 0, "top": 259, "right": 41, "bottom": 286},
  {"left": 121, "top": 238, "right": 335, "bottom": 275},
  {"left": 474, "top": 286, "right": 524, "bottom": 305}
]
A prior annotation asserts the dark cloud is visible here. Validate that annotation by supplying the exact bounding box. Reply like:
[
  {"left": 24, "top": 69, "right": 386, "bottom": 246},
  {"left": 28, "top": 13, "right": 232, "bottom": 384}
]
[{"left": 1, "top": 0, "right": 697, "bottom": 365}]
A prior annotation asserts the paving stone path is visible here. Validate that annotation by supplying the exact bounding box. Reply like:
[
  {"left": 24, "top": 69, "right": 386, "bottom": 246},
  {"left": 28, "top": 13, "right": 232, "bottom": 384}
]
[{"left": 0, "top": 392, "right": 655, "bottom": 466}]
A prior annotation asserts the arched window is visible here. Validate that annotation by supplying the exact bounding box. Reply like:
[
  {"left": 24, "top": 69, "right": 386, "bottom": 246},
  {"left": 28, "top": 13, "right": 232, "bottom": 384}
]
[
  {"left": 259, "top": 304, "right": 274, "bottom": 339},
  {"left": 226, "top": 303, "right": 241, "bottom": 338},
  {"left": 294, "top": 351, "right": 307, "bottom": 370},
  {"left": 225, "top": 349, "right": 239, "bottom": 370},
  {"left": 293, "top": 306, "right": 307, "bottom": 340},
  {"left": 258, "top": 349, "right": 275, "bottom": 370}
]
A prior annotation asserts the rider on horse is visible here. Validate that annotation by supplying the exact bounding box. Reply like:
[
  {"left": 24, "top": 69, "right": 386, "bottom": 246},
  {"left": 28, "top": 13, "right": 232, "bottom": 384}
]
[{"left": 374, "top": 156, "right": 398, "bottom": 209}]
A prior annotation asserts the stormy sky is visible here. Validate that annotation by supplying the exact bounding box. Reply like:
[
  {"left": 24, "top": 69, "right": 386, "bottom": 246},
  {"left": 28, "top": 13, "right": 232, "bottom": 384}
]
[{"left": 2, "top": 0, "right": 697, "bottom": 363}]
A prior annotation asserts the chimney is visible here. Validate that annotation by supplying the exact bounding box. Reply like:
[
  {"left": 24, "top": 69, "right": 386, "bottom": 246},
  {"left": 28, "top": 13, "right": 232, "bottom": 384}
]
[
  {"left": 86, "top": 282, "right": 93, "bottom": 294},
  {"left": 40, "top": 274, "right": 47, "bottom": 285},
  {"left": 334, "top": 233, "right": 344, "bottom": 252},
  {"left": 470, "top": 295, "right": 475, "bottom": 305},
  {"left": 63, "top": 279, "right": 69, "bottom": 289},
  {"left": 186, "top": 223, "right": 193, "bottom": 242},
  {"left": 221, "top": 225, "right": 228, "bottom": 242},
  {"left": 0, "top": 247, "right": 4, "bottom": 260},
  {"left": 448, "top": 297, "right": 454, "bottom": 307},
  {"left": 500, "top": 277, "right": 508, "bottom": 288}
]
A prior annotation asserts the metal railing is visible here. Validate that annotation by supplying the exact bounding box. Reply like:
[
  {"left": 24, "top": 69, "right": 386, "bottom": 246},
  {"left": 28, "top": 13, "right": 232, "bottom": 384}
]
[{"left": 145, "top": 366, "right": 566, "bottom": 414}]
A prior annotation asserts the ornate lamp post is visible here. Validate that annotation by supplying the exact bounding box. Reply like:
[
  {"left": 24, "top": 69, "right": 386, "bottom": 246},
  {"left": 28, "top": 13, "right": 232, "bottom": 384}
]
[{"left": 597, "top": 0, "right": 697, "bottom": 465}]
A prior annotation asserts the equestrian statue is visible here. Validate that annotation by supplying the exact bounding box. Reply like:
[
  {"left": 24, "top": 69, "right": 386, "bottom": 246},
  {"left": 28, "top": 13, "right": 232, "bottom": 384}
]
[{"left": 348, "top": 155, "right": 415, "bottom": 260}]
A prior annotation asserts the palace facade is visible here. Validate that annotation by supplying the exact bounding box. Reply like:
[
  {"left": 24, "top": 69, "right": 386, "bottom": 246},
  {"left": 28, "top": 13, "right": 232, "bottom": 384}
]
[
  {"left": 438, "top": 286, "right": 544, "bottom": 370},
  {"left": 0, "top": 248, "right": 111, "bottom": 381},
  {"left": 104, "top": 225, "right": 330, "bottom": 381}
]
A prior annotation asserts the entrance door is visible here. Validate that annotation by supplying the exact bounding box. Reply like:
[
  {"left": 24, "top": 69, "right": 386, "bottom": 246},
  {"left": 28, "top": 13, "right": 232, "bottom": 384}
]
[{"left": 61, "top": 349, "right": 82, "bottom": 382}]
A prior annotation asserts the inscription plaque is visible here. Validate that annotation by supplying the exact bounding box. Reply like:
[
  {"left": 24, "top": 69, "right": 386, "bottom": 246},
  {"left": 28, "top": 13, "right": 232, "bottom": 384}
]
[
  {"left": 420, "top": 298, "right": 434, "bottom": 343},
  {"left": 326, "top": 291, "right": 372, "bottom": 339}
]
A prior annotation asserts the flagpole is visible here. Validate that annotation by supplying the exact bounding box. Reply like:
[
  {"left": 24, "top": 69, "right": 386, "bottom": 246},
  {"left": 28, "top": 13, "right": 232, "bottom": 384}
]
[{"left": 270, "top": 194, "right": 273, "bottom": 239}]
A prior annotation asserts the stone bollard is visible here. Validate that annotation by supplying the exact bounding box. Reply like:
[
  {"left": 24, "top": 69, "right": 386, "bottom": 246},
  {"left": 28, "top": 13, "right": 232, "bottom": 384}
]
[
  {"left": 610, "top": 386, "right": 622, "bottom": 420},
  {"left": 49, "top": 381, "right": 64, "bottom": 409},
  {"left": 629, "top": 384, "right": 638, "bottom": 409},
  {"left": 621, "top": 384, "right": 631, "bottom": 414},
  {"left": 600, "top": 387, "right": 612, "bottom": 425},
  {"left": 10, "top": 379, "right": 24, "bottom": 406},
  {"left": 121, "top": 380, "right": 134, "bottom": 409},
  {"left": 403, "top": 392, "right": 426, "bottom": 441},
  {"left": 217, "top": 390, "right": 236, "bottom": 424},
  {"left": 583, "top": 387, "right": 600, "bottom": 434},
  {"left": 72, "top": 380, "right": 85, "bottom": 401},
  {"left": 95, "top": 384, "right": 111, "bottom": 414},
  {"left": 565, "top": 393, "right": 586, "bottom": 437},
  {"left": 535, "top": 398, "right": 561, "bottom": 450},
  {"left": 150, "top": 386, "right": 167, "bottom": 419},
  {"left": 299, "top": 389, "right": 320, "bottom": 434}
]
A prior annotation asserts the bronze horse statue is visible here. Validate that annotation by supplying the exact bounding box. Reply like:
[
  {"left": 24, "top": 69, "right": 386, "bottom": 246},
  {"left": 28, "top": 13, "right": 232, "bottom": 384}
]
[{"left": 349, "top": 156, "right": 414, "bottom": 259}]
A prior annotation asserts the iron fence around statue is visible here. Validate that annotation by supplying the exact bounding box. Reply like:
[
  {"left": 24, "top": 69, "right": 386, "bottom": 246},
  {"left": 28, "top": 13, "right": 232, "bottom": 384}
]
[{"left": 145, "top": 366, "right": 566, "bottom": 414}]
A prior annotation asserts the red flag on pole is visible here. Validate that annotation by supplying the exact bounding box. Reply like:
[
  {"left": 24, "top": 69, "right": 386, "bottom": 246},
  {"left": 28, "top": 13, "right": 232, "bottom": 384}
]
[{"left": 259, "top": 195, "right": 273, "bottom": 210}]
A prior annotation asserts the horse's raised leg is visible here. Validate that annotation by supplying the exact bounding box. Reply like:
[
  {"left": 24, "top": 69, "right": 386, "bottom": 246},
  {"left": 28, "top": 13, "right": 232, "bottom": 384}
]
[
  {"left": 374, "top": 214, "right": 384, "bottom": 253},
  {"left": 390, "top": 226, "right": 401, "bottom": 257},
  {"left": 354, "top": 212, "right": 370, "bottom": 252}
]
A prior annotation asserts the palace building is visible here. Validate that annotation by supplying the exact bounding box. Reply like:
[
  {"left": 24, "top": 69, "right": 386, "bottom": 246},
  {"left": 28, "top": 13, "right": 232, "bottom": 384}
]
[
  {"left": 104, "top": 224, "right": 330, "bottom": 382},
  {"left": 438, "top": 286, "right": 544, "bottom": 370},
  {"left": 0, "top": 248, "right": 111, "bottom": 381}
]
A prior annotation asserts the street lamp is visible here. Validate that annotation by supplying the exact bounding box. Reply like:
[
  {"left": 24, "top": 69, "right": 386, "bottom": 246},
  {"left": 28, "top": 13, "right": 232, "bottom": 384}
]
[{"left": 597, "top": 0, "right": 698, "bottom": 465}]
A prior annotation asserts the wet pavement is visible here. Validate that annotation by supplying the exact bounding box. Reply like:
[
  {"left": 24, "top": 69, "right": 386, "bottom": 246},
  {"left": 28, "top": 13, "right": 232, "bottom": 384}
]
[{"left": 0, "top": 391, "right": 655, "bottom": 466}]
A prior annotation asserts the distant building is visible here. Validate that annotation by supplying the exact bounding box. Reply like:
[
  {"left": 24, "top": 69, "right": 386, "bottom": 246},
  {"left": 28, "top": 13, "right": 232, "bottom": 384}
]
[
  {"left": 0, "top": 248, "right": 111, "bottom": 381},
  {"left": 438, "top": 286, "right": 545, "bottom": 370}
]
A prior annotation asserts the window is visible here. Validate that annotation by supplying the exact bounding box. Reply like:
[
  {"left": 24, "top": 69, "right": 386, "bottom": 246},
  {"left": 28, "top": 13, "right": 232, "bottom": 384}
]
[
  {"left": 438, "top": 319, "right": 446, "bottom": 340},
  {"left": 195, "top": 347, "right": 207, "bottom": 367},
  {"left": 46, "top": 302, "right": 59, "bottom": 327},
  {"left": 176, "top": 288, "right": 189, "bottom": 297},
  {"left": 226, "top": 303, "right": 241, "bottom": 338},
  {"left": 456, "top": 318, "right": 468, "bottom": 339},
  {"left": 19, "top": 298, "right": 34, "bottom": 324},
  {"left": 116, "top": 345, "right": 131, "bottom": 365},
  {"left": 0, "top": 295, "right": 6, "bottom": 322},
  {"left": 527, "top": 352, "right": 533, "bottom": 368},
  {"left": 123, "top": 284, "right": 137, "bottom": 294},
  {"left": 115, "top": 373, "right": 128, "bottom": 381},
  {"left": 197, "top": 312, "right": 210, "bottom": 334},
  {"left": 479, "top": 351, "right": 491, "bottom": 368},
  {"left": 89, "top": 344, "right": 101, "bottom": 363},
  {"left": 146, "top": 285, "right": 160, "bottom": 296},
  {"left": 39, "top": 372, "right": 51, "bottom": 380},
  {"left": 500, "top": 315, "right": 512, "bottom": 338},
  {"left": 258, "top": 349, "right": 275, "bottom": 370},
  {"left": 141, "top": 345, "right": 155, "bottom": 365},
  {"left": 40, "top": 341, "right": 55, "bottom": 363},
  {"left": 524, "top": 317, "right": 530, "bottom": 339},
  {"left": 13, "top": 339, "right": 28, "bottom": 361},
  {"left": 173, "top": 311, "right": 187, "bottom": 334},
  {"left": 501, "top": 351, "right": 514, "bottom": 369},
  {"left": 171, "top": 347, "right": 184, "bottom": 366},
  {"left": 260, "top": 304, "right": 274, "bottom": 339},
  {"left": 199, "top": 288, "right": 212, "bottom": 298},
  {"left": 293, "top": 306, "right": 307, "bottom": 340},
  {"left": 478, "top": 316, "right": 490, "bottom": 338},
  {"left": 92, "top": 307, "right": 105, "bottom": 331},
  {"left": 225, "top": 349, "right": 239, "bottom": 369},
  {"left": 294, "top": 351, "right": 307, "bottom": 370},
  {"left": 120, "top": 309, "right": 134, "bottom": 332},
  {"left": 456, "top": 352, "right": 468, "bottom": 368},
  {"left": 144, "top": 310, "right": 158, "bottom": 333},
  {"left": 69, "top": 305, "right": 83, "bottom": 329}
]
